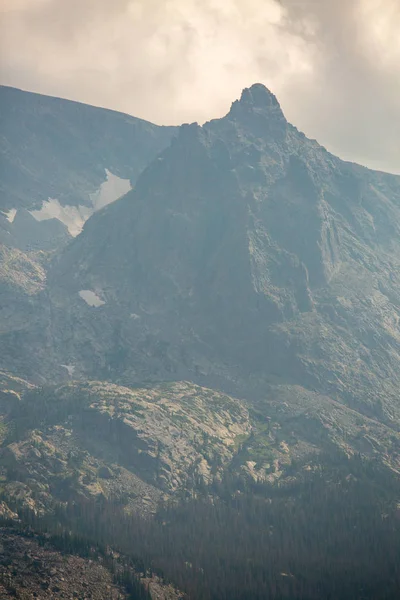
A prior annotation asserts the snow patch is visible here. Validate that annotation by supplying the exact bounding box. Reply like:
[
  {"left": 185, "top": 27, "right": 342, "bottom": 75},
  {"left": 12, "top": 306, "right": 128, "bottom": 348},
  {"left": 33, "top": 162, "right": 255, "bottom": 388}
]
[
  {"left": 60, "top": 364, "right": 75, "bottom": 376},
  {"left": 78, "top": 290, "right": 106, "bottom": 307},
  {"left": 30, "top": 199, "right": 92, "bottom": 237},
  {"left": 3, "top": 209, "right": 17, "bottom": 223},
  {"left": 29, "top": 169, "right": 132, "bottom": 236},
  {"left": 89, "top": 169, "right": 131, "bottom": 211}
]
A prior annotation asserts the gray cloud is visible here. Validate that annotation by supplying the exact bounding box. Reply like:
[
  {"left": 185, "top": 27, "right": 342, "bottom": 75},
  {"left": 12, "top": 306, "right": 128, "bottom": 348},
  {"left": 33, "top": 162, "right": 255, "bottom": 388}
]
[
  {"left": 0, "top": 0, "right": 399, "bottom": 173},
  {"left": 281, "top": 0, "right": 400, "bottom": 173}
]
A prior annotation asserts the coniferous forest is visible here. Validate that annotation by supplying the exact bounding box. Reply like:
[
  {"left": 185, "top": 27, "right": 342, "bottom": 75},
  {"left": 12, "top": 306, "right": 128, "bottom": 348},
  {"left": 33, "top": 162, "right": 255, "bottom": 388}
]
[{"left": 3, "top": 452, "right": 400, "bottom": 599}]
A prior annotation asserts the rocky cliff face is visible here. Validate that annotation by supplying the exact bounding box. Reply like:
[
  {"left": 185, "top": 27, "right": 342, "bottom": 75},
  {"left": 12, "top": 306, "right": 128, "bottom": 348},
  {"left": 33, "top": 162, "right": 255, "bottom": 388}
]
[{"left": 43, "top": 84, "right": 400, "bottom": 424}]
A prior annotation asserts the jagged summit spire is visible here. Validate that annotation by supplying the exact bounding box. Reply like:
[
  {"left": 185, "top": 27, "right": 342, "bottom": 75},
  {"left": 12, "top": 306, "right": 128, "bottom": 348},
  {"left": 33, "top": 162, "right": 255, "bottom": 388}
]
[
  {"left": 228, "top": 83, "right": 286, "bottom": 129},
  {"left": 239, "top": 83, "right": 280, "bottom": 108}
]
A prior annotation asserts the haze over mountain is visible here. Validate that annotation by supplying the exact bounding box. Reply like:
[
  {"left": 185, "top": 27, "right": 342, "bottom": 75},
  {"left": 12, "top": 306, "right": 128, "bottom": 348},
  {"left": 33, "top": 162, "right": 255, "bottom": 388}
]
[{"left": 0, "top": 83, "right": 399, "bottom": 598}]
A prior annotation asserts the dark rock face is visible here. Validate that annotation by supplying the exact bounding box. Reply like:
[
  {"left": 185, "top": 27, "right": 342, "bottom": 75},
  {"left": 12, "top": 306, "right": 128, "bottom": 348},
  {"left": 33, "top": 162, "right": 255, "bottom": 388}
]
[{"left": 41, "top": 84, "right": 400, "bottom": 423}]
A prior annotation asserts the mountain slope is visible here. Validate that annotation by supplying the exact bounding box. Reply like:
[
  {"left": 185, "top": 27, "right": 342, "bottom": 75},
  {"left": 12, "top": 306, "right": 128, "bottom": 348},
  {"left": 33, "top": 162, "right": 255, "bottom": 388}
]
[
  {"left": 0, "top": 85, "right": 177, "bottom": 251},
  {"left": 1, "top": 381, "right": 250, "bottom": 513},
  {"left": 1, "top": 83, "right": 400, "bottom": 599},
  {"left": 0, "top": 85, "right": 176, "bottom": 213},
  {"left": 46, "top": 84, "right": 400, "bottom": 423},
  {"left": 2, "top": 379, "right": 399, "bottom": 517}
]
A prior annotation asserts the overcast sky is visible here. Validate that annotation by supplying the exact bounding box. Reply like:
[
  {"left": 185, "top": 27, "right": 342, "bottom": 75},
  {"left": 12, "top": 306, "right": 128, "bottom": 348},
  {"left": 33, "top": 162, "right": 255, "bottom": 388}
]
[{"left": 0, "top": 0, "right": 399, "bottom": 174}]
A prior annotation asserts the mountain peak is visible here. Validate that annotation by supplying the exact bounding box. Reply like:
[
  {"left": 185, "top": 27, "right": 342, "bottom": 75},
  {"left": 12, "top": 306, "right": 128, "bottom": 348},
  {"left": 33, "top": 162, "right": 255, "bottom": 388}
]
[
  {"left": 227, "top": 83, "right": 287, "bottom": 133},
  {"left": 239, "top": 83, "right": 280, "bottom": 108}
]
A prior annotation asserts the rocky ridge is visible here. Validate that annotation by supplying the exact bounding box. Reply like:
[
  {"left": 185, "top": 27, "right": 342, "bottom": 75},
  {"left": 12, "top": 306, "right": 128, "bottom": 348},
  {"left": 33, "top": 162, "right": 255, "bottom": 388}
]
[
  {"left": 0, "top": 85, "right": 177, "bottom": 251},
  {"left": 0, "top": 85, "right": 176, "bottom": 213}
]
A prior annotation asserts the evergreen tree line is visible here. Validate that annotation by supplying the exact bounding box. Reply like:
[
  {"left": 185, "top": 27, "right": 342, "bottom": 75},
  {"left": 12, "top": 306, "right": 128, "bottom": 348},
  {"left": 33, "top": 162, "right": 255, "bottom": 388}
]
[{"left": 2, "top": 452, "right": 400, "bottom": 599}]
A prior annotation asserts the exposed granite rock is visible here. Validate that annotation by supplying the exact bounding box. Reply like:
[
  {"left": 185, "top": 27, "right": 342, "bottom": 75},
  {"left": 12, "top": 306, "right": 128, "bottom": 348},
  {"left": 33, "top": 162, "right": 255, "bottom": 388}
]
[
  {"left": 0, "top": 381, "right": 251, "bottom": 512},
  {"left": 2, "top": 380, "right": 399, "bottom": 516},
  {"left": 0, "top": 245, "right": 46, "bottom": 295}
]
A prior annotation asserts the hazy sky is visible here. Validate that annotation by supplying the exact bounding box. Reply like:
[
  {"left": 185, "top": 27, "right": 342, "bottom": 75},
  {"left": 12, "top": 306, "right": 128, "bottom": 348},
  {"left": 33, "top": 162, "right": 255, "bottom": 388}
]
[{"left": 0, "top": 0, "right": 399, "bottom": 174}]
